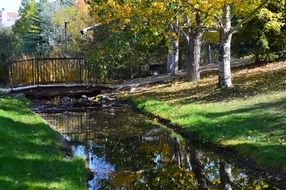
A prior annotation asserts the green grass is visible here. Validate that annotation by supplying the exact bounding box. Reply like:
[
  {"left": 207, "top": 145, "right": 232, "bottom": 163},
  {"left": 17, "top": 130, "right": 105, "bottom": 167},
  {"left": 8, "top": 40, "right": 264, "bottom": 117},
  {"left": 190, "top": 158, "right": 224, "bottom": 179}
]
[
  {"left": 0, "top": 96, "right": 86, "bottom": 190},
  {"left": 128, "top": 61, "right": 286, "bottom": 173}
]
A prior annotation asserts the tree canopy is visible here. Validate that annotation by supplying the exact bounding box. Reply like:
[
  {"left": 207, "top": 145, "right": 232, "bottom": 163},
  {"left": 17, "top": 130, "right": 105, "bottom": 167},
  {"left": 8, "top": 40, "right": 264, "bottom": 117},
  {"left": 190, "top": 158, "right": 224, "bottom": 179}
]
[{"left": 0, "top": 0, "right": 284, "bottom": 85}]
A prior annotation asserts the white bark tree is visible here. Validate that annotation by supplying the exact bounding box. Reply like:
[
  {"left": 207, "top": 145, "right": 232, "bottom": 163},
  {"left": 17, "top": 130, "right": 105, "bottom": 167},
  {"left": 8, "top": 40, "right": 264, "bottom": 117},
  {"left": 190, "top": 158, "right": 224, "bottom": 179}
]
[
  {"left": 167, "top": 36, "right": 179, "bottom": 75},
  {"left": 218, "top": 0, "right": 270, "bottom": 88},
  {"left": 218, "top": 4, "right": 233, "bottom": 87},
  {"left": 168, "top": 18, "right": 180, "bottom": 76}
]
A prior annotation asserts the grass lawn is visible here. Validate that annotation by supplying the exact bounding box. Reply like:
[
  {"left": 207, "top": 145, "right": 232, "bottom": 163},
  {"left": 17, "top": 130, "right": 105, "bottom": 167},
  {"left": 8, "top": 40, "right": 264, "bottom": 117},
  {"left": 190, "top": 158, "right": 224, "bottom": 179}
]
[
  {"left": 127, "top": 61, "right": 286, "bottom": 174},
  {"left": 0, "top": 96, "right": 86, "bottom": 189}
]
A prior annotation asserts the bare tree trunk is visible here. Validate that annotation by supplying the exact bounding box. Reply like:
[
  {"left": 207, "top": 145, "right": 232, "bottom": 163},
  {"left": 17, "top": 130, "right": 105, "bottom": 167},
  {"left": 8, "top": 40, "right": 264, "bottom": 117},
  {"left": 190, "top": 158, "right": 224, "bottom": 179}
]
[
  {"left": 191, "top": 30, "right": 203, "bottom": 81},
  {"left": 185, "top": 13, "right": 203, "bottom": 81},
  {"left": 171, "top": 36, "right": 179, "bottom": 75},
  {"left": 185, "top": 30, "right": 203, "bottom": 81},
  {"left": 185, "top": 29, "right": 193, "bottom": 81},
  {"left": 167, "top": 37, "right": 179, "bottom": 76},
  {"left": 166, "top": 18, "right": 180, "bottom": 76},
  {"left": 206, "top": 43, "right": 212, "bottom": 65},
  {"left": 168, "top": 39, "right": 175, "bottom": 75},
  {"left": 167, "top": 29, "right": 179, "bottom": 76},
  {"left": 167, "top": 52, "right": 172, "bottom": 74},
  {"left": 219, "top": 4, "right": 232, "bottom": 88},
  {"left": 217, "top": 0, "right": 268, "bottom": 88}
]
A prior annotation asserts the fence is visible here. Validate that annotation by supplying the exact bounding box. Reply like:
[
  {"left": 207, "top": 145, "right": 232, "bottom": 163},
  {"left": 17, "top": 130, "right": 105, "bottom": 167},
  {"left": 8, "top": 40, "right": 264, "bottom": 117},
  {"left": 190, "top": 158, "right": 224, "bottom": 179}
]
[{"left": 9, "top": 58, "right": 99, "bottom": 88}]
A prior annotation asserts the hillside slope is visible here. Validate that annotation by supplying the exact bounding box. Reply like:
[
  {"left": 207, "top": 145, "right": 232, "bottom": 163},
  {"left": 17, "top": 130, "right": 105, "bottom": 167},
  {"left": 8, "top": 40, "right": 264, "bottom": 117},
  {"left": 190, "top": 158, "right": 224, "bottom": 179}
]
[{"left": 128, "top": 61, "right": 286, "bottom": 175}]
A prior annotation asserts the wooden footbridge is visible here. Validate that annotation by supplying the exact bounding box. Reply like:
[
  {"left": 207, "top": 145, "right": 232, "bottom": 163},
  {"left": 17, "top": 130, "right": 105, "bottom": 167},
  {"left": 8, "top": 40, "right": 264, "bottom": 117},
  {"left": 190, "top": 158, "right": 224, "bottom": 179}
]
[{"left": 8, "top": 58, "right": 111, "bottom": 97}]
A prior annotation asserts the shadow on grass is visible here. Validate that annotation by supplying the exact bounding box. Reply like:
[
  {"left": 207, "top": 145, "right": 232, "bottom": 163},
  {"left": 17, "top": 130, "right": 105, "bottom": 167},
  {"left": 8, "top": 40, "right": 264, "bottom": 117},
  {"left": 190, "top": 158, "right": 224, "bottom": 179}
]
[
  {"left": 232, "top": 143, "right": 286, "bottom": 170},
  {"left": 205, "top": 97, "right": 286, "bottom": 119},
  {"left": 0, "top": 156, "right": 84, "bottom": 189},
  {"left": 195, "top": 70, "right": 286, "bottom": 103},
  {"left": 135, "top": 65, "right": 286, "bottom": 104},
  {"left": 0, "top": 96, "right": 33, "bottom": 116},
  {"left": 166, "top": 98, "right": 286, "bottom": 172},
  {"left": 178, "top": 97, "right": 286, "bottom": 141},
  {"left": 0, "top": 115, "right": 86, "bottom": 189}
]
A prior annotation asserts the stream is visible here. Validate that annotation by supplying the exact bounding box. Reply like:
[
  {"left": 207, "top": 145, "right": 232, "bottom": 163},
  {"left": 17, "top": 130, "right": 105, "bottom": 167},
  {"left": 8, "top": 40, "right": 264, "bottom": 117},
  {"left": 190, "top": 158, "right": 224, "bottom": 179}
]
[{"left": 31, "top": 95, "right": 284, "bottom": 190}]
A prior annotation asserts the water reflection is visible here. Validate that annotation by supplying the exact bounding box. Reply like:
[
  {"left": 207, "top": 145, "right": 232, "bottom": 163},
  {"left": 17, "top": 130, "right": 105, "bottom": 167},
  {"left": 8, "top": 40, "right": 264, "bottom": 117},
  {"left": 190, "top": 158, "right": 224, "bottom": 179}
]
[{"left": 40, "top": 106, "right": 280, "bottom": 190}]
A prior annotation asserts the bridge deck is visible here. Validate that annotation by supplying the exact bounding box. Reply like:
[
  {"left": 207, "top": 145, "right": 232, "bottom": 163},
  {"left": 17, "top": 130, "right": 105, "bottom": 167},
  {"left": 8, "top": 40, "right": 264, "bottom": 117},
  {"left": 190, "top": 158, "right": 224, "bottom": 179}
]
[
  {"left": 11, "top": 84, "right": 93, "bottom": 92},
  {"left": 7, "top": 84, "right": 112, "bottom": 98}
]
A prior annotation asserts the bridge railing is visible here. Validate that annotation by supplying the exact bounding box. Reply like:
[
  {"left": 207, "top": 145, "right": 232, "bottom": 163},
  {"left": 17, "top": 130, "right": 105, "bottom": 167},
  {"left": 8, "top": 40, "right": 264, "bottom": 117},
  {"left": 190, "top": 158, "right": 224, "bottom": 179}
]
[{"left": 9, "top": 58, "right": 99, "bottom": 88}]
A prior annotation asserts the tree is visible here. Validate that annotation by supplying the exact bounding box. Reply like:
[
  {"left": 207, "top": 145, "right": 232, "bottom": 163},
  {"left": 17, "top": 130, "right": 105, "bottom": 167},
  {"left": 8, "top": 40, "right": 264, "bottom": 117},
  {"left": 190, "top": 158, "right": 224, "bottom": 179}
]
[
  {"left": 232, "top": 0, "right": 286, "bottom": 62},
  {"left": 52, "top": 0, "right": 93, "bottom": 56},
  {"left": 13, "top": 0, "right": 53, "bottom": 56},
  {"left": 12, "top": 0, "right": 37, "bottom": 55},
  {"left": 24, "top": 0, "right": 52, "bottom": 56},
  {"left": 87, "top": 0, "right": 279, "bottom": 85},
  {"left": 87, "top": 0, "right": 181, "bottom": 75},
  {"left": 0, "top": 29, "right": 14, "bottom": 85},
  {"left": 217, "top": 0, "right": 270, "bottom": 88}
]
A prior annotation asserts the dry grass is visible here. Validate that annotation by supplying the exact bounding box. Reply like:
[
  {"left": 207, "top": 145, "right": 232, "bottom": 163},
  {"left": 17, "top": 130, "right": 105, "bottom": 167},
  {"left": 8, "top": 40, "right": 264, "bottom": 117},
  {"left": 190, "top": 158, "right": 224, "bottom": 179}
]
[{"left": 131, "top": 61, "right": 286, "bottom": 104}]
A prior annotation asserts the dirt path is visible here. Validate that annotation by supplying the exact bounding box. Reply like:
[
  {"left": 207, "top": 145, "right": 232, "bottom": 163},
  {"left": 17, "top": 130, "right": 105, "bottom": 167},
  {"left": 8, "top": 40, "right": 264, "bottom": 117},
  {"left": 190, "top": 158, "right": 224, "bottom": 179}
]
[
  {"left": 112, "top": 59, "right": 251, "bottom": 92},
  {"left": 112, "top": 74, "right": 182, "bottom": 92},
  {"left": 0, "top": 88, "right": 10, "bottom": 95}
]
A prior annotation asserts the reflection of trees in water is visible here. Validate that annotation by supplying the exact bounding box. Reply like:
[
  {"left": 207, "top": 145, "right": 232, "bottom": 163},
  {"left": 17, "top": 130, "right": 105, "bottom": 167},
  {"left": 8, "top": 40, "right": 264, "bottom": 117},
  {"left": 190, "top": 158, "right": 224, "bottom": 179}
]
[
  {"left": 220, "top": 161, "right": 234, "bottom": 190},
  {"left": 190, "top": 148, "right": 211, "bottom": 189},
  {"left": 44, "top": 109, "right": 157, "bottom": 141},
  {"left": 43, "top": 110, "right": 275, "bottom": 189}
]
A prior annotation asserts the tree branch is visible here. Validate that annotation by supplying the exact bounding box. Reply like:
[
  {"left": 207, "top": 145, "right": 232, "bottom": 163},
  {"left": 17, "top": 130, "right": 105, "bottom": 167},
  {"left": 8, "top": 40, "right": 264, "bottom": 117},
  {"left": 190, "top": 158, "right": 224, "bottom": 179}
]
[
  {"left": 229, "top": 0, "right": 270, "bottom": 34},
  {"left": 214, "top": 15, "right": 224, "bottom": 28}
]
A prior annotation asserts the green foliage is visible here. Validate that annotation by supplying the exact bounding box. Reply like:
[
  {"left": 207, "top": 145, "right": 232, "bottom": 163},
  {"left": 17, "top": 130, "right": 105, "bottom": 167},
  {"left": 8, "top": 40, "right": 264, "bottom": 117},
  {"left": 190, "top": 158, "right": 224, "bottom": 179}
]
[
  {"left": 0, "top": 96, "right": 86, "bottom": 189},
  {"left": 6, "top": 0, "right": 286, "bottom": 81},
  {"left": 22, "top": 0, "right": 52, "bottom": 56},
  {"left": 84, "top": 24, "right": 166, "bottom": 80},
  {"left": 12, "top": 0, "right": 37, "bottom": 55},
  {"left": 52, "top": 0, "right": 92, "bottom": 56},
  {"left": 11, "top": 0, "right": 89, "bottom": 57},
  {"left": 232, "top": 0, "right": 286, "bottom": 62},
  {"left": 0, "top": 29, "right": 14, "bottom": 85}
]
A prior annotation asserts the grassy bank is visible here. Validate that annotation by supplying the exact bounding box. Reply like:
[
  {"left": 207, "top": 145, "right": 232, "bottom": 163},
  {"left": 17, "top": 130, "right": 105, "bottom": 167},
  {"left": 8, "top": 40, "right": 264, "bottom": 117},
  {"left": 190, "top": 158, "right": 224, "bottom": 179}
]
[
  {"left": 127, "top": 61, "right": 286, "bottom": 173},
  {"left": 0, "top": 96, "right": 86, "bottom": 189}
]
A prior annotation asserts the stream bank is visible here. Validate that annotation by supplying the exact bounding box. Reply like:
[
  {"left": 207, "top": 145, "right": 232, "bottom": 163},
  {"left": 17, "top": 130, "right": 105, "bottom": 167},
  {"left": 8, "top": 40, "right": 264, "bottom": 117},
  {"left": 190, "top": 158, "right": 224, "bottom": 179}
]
[
  {"left": 31, "top": 94, "right": 285, "bottom": 189},
  {"left": 0, "top": 95, "right": 86, "bottom": 189},
  {"left": 127, "top": 98, "right": 286, "bottom": 189}
]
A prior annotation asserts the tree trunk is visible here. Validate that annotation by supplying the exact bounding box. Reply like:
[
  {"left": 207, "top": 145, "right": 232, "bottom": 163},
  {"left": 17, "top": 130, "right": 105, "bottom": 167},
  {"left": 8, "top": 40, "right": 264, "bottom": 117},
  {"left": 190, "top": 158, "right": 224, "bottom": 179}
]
[
  {"left": 185, "top": 30, "right": 193, "bottom": 81},
  {"left": 206, "top": 43, "right": 212, "bottom": 65},
  {"left": 167, "top": 52, "right": 172, "bottom": 74},
  {"left": 170, "top": 18, "right": 180, "bottom": 76},
  {"left": 219, "top": 4, "right": 232, "bottom": 88},
  {"left": 191, "top": 30, "right": 203, "bottom": 81},
  {"left": 167, "top": 35, "right": 179, "bottom": 76},
  {"left": 185, "top": 30, "right": 203, "bottom": 81},
  {"left": 170, "top": 35, "right": 179, "bottom": 76}
]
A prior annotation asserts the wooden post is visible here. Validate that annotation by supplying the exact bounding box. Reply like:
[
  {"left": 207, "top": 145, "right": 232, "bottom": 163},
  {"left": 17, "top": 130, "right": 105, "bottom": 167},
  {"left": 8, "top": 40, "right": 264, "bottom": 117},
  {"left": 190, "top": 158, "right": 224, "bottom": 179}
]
[
  {"left": 21, "top": 62, "right": 23, "bottom": 86},
  {"left": 53, "top": 59, "right": 55, "bottom": 84},
  {"left": 79, "top": 59, "right": 82, "bottom": 84},
  {"left": 9, "top": 62, "right": 13, "bottom": 91},
  {"left": 32, "top": 59, "right": 34, "bottom": 85},
  {"left": 37, "top": 59, "right": 40, "bottom": 87}
]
